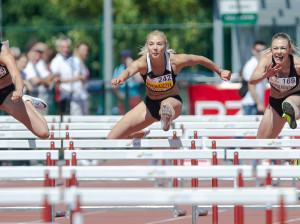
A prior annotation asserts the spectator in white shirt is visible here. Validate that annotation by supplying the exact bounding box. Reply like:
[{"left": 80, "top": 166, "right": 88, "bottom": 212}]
[
  {"left": 71, "top": 42, "right": 90, "bottom": 115},
  {"left": 50, "top": 37, "right": 83, "bottom": 115}
]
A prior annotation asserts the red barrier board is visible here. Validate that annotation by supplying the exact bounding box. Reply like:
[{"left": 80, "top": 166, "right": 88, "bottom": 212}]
[{"left": 188, "top": 83, "right": 270, "bottom": 115}]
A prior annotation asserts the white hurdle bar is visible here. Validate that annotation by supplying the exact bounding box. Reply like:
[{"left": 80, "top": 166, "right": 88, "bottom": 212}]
[
  {"left": 174, "top": 115, "right": 263, "bottom": 122},
  {"left": 0, "top": 166, "right": 59, "bottom": 186},
  {"left": 185, "top": 129, "right": 300, "bottom": 138},
  {"left": 174, "top": 121, "right": 296, "bottom": 130},
  {"left": 61, "top": 165, "right": 251, "bottom": 183},
  {"left": 64, "top": 187, "right": 298, "bottom": 224},
  {"left": 62, "top": 115, "right": 122, "bottom": 122},
  {"left": 0, "top": 139, "right": 61, "bottom": 148},
  {"left": 60, "top": 122, "right": 162, "bottom": 130},
  {"left": 0, "top": 188, "right": 61, "bottom": 223},
  {"left": 0, "top": 150, "right": 59, "bottom": 165},
  {"left": 64, "top": 149, "right": 224, "bottom": 160},
  {"left": 63, "top": 139, "right": 202, "bottom": 148},
  {"left": 0, "top": 131, "right": 59, "bottom": 139},
  {"left": 59, "top": 129, "right": 182, "bottom": 139},
  {"left": 0, "top": 123, "right": 60, "bottom": 131},
  {"left": 0, "top": 115, "right": 61, "bottom": 123},
  {"left": 204, "top": 139, "right": 300, "bottom": 149}
]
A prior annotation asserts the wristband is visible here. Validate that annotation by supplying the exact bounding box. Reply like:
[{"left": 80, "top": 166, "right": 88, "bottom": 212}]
[{"left": 218, "top": 68, "right": 223, "bottom": 75}]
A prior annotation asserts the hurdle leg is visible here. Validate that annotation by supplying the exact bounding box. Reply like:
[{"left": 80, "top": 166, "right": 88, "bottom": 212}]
[
  {"left": 278, "top": 196, "right": 286, "bottom": 224},
  {"left": 265, "top": 171, "right": 272, "bottom": 224}
]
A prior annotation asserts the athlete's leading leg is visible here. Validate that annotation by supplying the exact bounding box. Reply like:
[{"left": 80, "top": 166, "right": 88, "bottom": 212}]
[
  {"left": 107, "top": 101, "right": 157, "bottom": 139},
  {"left": 0, "top": 93, "right": 49, "bottom": 139}
]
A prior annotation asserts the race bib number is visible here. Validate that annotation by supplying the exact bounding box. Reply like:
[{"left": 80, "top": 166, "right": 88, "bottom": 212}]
[
  {"left": 0, "top": 66, "right": 7, "bottom": 78},
  {"left": 269, "top": 76, "right": 296, "bottom": 92},
  {"left": 146, "top": 74, "right": 174, "bottom": 91}
]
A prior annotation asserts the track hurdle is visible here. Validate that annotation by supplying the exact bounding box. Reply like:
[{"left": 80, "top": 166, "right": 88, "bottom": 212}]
[
  {"left": 59, "top": 129, "right": 182, "bottom": 139},
  {"left": 62, "top": 164, "right": 251, "bottom": 224},
  {"left": 64, "top": 148, "right": 225, "bottom": 220},
  {"left": 174, "top": 115, "right": 263, "bottom": 122},
  {"left": 256, "top": 165, "right": 300, "bottom": 224},
  {"left": 0, "top": 140, "right": 61, "bottom": 165},
  {"left": 0, "top": 140, "right": 60, "bottom": 187},
  {"left": 0, "top": 188, "right": 61, "bottom": 223},
  {"left": 64, "top": 187, "right": 298, "bottom": 224}
]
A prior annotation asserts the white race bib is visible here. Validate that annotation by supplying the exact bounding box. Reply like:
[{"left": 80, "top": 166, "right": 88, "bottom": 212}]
[
  {"left": 146, "top": 73, "right": 174, "bottom": 92},
  {"left": 269, "top": 76, "right": 296, "bottom": 92}
]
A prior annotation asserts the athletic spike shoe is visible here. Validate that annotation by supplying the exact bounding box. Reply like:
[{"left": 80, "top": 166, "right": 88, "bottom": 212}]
[
  {"left": 161, "top": 104, "right": 172, "bottom": 131},
  {"left": 282, "top": 102, "right": 297, "bottom": 129},
  {"left": 22, "top": 95, "right": 47, "bottom": 111}
]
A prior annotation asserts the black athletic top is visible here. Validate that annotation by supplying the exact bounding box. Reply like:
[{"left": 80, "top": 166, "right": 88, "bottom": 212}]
[
  {"left": 0, "top": 43, "right": 9, "bottom": 79},
  {"left": 268, "top": 55, "right": 299, "bottom": 93},
  {"left": 141, "top": 52, "right": 177, "bottom": 92}
]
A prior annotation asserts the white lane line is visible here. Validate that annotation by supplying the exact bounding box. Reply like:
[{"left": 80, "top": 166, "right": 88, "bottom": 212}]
[{"left": 145, "top": 210, "right": 228, "bottom": 224}]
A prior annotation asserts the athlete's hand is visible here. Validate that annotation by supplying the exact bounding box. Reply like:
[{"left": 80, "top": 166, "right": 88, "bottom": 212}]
[
  {"left": 220, "top": 70, "right": 231, "bottom": 81},
  {"left": 11, "top": 89, "right": 23, "bottom": 102},
  {"left": 111, "top": 78, "right": 124, "bottom": 86},
  {"left": 264, "top": 63, "right": 282, "bottom": 78}
]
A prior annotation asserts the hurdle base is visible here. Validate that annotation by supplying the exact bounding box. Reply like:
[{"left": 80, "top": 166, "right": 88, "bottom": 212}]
[
  {"left": 197, "top": 209, "right": 208, "bottom": 216},
  {"left": 55, "top": 210, "right": 66, "bottom": 217},
  {"left": 173, "top": 209, "right": 186, "bottom": 217}
]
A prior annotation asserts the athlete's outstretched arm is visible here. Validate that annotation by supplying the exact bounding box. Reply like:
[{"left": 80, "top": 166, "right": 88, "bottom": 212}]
[
  {"left": 249, "top": 55, "right": 282, "bottom": 85},
  {"left": 173, "top": 54, "right": 231, "bottom": 81},
  {"left": 111, "top": 57, "right": 145, "bottom": 86}
]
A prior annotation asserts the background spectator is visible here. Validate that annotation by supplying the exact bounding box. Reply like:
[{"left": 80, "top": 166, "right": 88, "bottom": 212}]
[{"left": 112, "top": 49, "right": 143, "bottom": 115}]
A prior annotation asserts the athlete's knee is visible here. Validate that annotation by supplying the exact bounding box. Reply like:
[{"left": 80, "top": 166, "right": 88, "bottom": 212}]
[{"left": 38, "top": 129, "right": 50, "bottom": 139}]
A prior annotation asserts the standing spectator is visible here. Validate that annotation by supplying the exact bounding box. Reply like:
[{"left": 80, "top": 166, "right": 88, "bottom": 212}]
[
  {"left": 23, "top": 45, "right": 49, "bottom": 98},
  {"left": 241, "top": 41, "right": 267, "bottom": 115},
  {"left": 112, "top": 49, "right": 143, "bottom": 115},
  {"left": 71, "top": 42, "right": 90, "bottom": 115},
  {"left": 16, "top": 53, "right": 33, "bottom": 94},
  {"left": 50, "top": 37, "right": 82, "bottom": 115},
  {"left": 34, "top": 42, "right": 59, "bottom": 114}
]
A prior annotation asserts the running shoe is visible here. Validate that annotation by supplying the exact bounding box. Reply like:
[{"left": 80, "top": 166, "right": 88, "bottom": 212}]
[
  {"left": 282, "top": 102, "right": 297, "bottom": 129},
  {"left": 22, "top": 95, "right": 47, "bottom": 111},
  {"left": 289, "top": 159, "right": 300, "bottom": 165},
  {"left": 161, "top": 104, "right": 172, "bottom": 131}
]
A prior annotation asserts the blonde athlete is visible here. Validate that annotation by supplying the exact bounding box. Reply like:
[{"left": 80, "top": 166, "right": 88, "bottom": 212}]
[
  {"left": 0, "top": 42, "right": 49, "bottom": 139},
  {"left": 107, "top": 30, "right": 231, "bottom": 139},
  {"left": 249, "top": 33, "right": 300, "bottom": 164}
]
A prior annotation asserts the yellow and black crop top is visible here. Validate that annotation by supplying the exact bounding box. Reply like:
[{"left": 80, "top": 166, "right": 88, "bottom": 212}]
[
  {"left": 141, "top": 52, "right": 176, "bottom": 92},
  {"left": 0, "top": 43, "right": 9, "bottom": 79}
]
